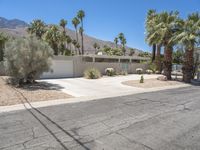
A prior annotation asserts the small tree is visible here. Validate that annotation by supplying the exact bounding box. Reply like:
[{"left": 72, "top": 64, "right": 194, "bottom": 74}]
[
  {"left": 4, "top": 37, "right": 53, "bottom": 85},
  {"left": 0, "top": 33, "right": 8, "bottom": 61}
]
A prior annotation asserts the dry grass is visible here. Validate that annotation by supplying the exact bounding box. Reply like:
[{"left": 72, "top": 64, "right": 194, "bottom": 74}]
[
  {"left": 122, "top": 78, "right": 186, "bottom": 88},
  {"left": 0, "top": 77, "right": 72, "bottom": 106}
]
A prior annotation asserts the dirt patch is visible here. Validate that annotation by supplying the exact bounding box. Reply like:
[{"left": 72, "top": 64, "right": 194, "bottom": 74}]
[
  {"left": 122, "top": 78, "right": 186, "bottom": 88},
  {"left": 0, "top": 77, "right": 73, "bottom": 106}
]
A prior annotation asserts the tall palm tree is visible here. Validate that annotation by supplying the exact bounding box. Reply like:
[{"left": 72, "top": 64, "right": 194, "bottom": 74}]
[
  {"left": 79, "top": 27, "right": 84, "bottom": 54},
  {"left": 146, "top": 11, "right": 181, "bottom": 80},
  {"left": 174, "top": 13, "right": 200, "bottom": 82},
  {"left": 77, "top": 10, "right": 85, "bottom": 55},
  {"left": 59, "top": 19, "right": 67, "bottom": 33},
  {"left": 72, "top": 17, "right": 80, "bottom": 55},
  {"left": 159, "top": 11, "right": 182, "bottom": 80},
  {"left": 27, "top": 19, "right": 46, "bottom": 39},
  {"left": 114, "top": 37, "right": 119, "bottom": 48},
  {"left": 145, "top": 10, "right": 159, "bottom": 63},
  {"left": 0, "top": 33, "right": 8, "bottom": 61},
  {"left": 59, "top": 19, "right": 68, "bottom": 55},
  {"left": 118, "top": 33, "right": 127, "bottom": 56}
]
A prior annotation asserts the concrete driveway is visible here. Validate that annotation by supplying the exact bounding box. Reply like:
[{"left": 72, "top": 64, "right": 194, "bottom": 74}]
[
  {"left": 42, "top": 75, "right": 160, "bottom": 97},
  {"left": 0, "top": 86, "right": 200, "bottom": 150}
]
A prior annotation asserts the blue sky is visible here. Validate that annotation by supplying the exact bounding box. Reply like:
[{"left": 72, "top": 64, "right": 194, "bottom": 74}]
[{"left": 0, "top": 0, "right": 199, "bottom": 51}]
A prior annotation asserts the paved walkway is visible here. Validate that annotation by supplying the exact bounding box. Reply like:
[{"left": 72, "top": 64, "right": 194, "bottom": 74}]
[
  {"left": 42, "top": 75, "right": 160, "bottom": 97},
  {"left": 0, "top": 86, "right": 200, "bottom": 150}
]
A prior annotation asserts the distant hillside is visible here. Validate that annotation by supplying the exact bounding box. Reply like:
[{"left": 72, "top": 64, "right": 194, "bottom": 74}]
[
  {"left": 0, "top": 17, "right": 28, "bottom": 29},
  {"left": 0, "top": 17, "right": 143, "bottom": 55}
]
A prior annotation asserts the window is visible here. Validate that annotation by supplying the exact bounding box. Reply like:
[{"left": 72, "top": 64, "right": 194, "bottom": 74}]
[
  {"left": 82, "top": 57, "right": 93, "bottom": 62},
  {"left": 120, "top": 59, "right": 130, "bottom": 63},
  {"left": 95, "top": 58, "right": 119, "bottom": 63}
]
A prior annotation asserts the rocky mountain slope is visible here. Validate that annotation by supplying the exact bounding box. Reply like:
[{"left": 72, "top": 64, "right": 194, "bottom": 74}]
[{"left": 0, "top": 17, "right": 143, "bottom": 55}]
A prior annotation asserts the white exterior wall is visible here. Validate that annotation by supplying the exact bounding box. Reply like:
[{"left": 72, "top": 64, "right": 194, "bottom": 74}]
[{"left": 41, "top": 60, "right": 74, "bottom": 79}]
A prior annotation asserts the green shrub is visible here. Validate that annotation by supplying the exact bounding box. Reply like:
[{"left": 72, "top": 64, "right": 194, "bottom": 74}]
[
  {"left": 84, "top": 68, "right": 101, "bottom": 79},
  {"left": 140, "top": 75, "right": 144, "bottom": 83},
  {"left": 146, "top": 69, "right": 153, "bottom": 74},
  {"left": 4, "top": 37, "right": 53, "bottom": 85},
  {"left": 149, "top": 63, "right": 157, "bottom": 73},
  {"left": 119, "top": 70, "right": 128, "bottom": 76},
  {"left": 136, "top": 68, "right": 143, "bottom": 74},
  {"left": 105, "top": 68, "right": 116, "bottom": 76}
]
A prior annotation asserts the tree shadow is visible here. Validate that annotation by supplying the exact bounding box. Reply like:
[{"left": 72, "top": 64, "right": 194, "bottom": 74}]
[
  {"left": 17, "top": 89, "right": 91, "bottom": 150},
  {"left": 19, "top": 81, "right": 65, "bottom": 91}
]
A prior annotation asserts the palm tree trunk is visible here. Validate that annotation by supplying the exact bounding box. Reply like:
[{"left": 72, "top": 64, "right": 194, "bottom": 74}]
[
  {"left": 81, "top": 21, "right": 84, "bottom": 55},
  {"left": 152, "top": 44, "right": 156, "bottom": 62},
  {"left": 81, "top": 34, "right": 84, "bottom": 55},
  {"left": 156, "top": 44, "right": 162, "bottom": 72},
  {"left": 163, "top": 45, "right": 173, "bottom": 80},
  {"left": 75, "top": 28, "right": 78, "bottom": 55},
  {"left": 182, "top": 47, "right": 194, "bottom": 83}
]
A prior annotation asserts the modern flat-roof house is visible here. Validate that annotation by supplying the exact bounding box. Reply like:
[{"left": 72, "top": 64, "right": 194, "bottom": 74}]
[{"left": 41, "top": 55, "right": 150, "bottom": 79}]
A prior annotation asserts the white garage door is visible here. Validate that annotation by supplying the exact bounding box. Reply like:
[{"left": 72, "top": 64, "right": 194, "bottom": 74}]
[{"left": 41, "top": 60, "right": 74, "bottom": 79}]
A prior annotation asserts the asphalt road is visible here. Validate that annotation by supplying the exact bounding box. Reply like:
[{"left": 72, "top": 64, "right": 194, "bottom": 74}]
[{"left": 0, "top": 86, "right": 200, "bottom": 150}]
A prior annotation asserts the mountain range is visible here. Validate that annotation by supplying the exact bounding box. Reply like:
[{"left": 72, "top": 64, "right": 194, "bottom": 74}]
[{"left": 0, "top": 17, "right": 143, "bottom": 55}]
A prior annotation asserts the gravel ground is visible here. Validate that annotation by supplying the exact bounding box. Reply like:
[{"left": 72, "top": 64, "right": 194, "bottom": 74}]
[
  {"left": 0, "top": 77, "right": 72, "bottom": 106},
  {"left": 122, "top": 78, "right": 187, "bottom": 88}
]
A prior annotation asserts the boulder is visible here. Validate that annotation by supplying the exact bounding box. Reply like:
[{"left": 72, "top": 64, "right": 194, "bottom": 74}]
[{"left": 157, "top": 75, "right": 168, "bottom": 81}]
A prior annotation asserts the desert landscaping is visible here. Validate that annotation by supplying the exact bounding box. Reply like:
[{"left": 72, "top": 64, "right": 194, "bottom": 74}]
[
  {"left": 0, "top": 1, "right": 200, "bottom": 150},
  {"left": 0, "top": 76, "right": 72, "bottom": 106}
]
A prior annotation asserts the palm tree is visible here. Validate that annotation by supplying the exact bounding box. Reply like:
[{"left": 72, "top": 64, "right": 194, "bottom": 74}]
[
  {"left": 156, "top": 44, "right": 162, "bottom": 72},
  {"left": 72, "top": 39, "right": 78, "bottom": 54},
  {"left": 118, "top": 33, "right": 127, "bottom": 56},
  {"left": 66, "top": 36, "right": 72, "bottom": 55},
  {"left": 146, "top": 11, "right": 181, "bottom": 80},
  {"left": 157, "top": 11, "right": 182, "bottom": 80},
  {"left": 145, "top": 10, "right": 159, "bottom": 63},
  {"left": 0, "top": 33, "right": 8, "bottom": 61},
  {"left": 77, "top": 10, "right": 85, "bottom": 55},
  {"left": 79, "top": 27, "right": 84, "bottom": 54},
  {"left": 174, "top": 13, "right": 200, "bottom": 82},
  {"left": 72, "top": 17, "right": 80, "bottom": 54},
  {"left": 114, "top": 37, "right": 119, "bottom": 48},
  {"left": 93, "top": 42, "right": 100, "bottom": 53},
  {"left": 59, "top": 19, "right": 68, "bottom": 55},
  {"left": 44, "top": 25, "right": 61, "bottom": 55},
  {"left": 27, "top": 19, "right": 46, "bottom": 39},
  {"left": 59, "top": 19, "right": 67, "bottom": 33}
]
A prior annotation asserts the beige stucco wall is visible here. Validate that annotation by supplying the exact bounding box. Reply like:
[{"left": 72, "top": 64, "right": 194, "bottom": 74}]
[
  {"left": 0, "top": 56, "right": 149, "bottom": 78},
  {"left": 72, "top": 56, "right": 149, "bottom": 77}
]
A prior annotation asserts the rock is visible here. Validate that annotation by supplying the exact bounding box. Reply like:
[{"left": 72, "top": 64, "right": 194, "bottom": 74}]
[{"left": 157, "top": 75, "right": 168, "bottom": 81}]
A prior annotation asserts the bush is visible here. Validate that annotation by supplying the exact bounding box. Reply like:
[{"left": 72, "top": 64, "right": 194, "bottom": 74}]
[
  {"left": 149, "top": 63, "right": 157, "bottom": 73},
  {"left": 84, "top": 68, "right": 101, "bottom": 79},
  {"left": 146, "top": 69, "right": 153, "bottom": 74},
  {"left": 155, "top": 70, "right": 161, "bottom": 74},
  {"left": 140, "top": 75, "right": 144, "bottom": 83},
  {"left": 136, "top": 68, "right": 143, "bottom": 74},
  {"left": 105, "top": 68, "right": 116, "bottom": 76},
  {"left": 4, "top": 37, "right": 53, "bottom": 85},
  {"left": 119, "top": 70, "right": 128, "bottom": 76}
]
